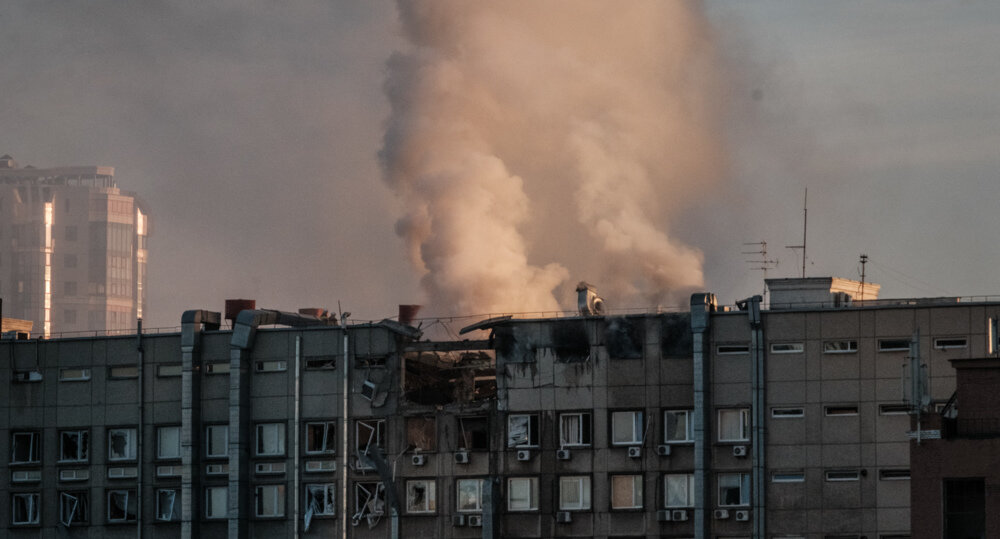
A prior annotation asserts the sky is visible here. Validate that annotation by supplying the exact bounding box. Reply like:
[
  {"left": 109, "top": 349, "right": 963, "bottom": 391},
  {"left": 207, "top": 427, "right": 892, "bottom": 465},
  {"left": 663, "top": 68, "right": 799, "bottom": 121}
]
[{"left": 2, "top": 1, "right": 999, "bottom": 329}]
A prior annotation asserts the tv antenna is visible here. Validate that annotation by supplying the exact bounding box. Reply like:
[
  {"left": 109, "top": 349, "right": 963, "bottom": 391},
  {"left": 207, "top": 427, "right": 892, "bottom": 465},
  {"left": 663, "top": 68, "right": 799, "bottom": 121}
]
[
  {"left": 743, "top": 241, "right": 778, "bottom": 298},
  {"left": 785, "top": 188, "right": 808, "bottom": 278},
  {"left": 859, "top": 254, "right": 869, "bottom": 300}
]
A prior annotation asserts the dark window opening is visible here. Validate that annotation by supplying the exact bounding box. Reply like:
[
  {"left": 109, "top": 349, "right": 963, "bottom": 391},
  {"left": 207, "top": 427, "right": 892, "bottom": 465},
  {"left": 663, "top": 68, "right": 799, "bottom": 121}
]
[
  {"left": 944, "top": 478, "right": 985, "bottom": 538},
  {"left": 457, "top": 416, "right": 489, "bottom": 450}
]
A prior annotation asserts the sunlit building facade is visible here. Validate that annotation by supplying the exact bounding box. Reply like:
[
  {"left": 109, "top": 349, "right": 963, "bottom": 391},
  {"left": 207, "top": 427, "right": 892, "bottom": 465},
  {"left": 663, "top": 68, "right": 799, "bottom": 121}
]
[{"left": 0, "top": 154, "right": 149, "bottom": 337}]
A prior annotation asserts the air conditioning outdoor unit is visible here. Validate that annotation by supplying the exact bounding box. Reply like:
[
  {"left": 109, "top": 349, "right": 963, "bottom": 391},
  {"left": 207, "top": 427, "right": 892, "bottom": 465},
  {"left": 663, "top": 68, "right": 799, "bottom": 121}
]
[
  {"left": 516, "top": 449, "right": 532, "bottom": 461},
  {"left": 714, "top": 509, "right": 730, "bottom": 520},
  {"left": 411, "top": 454, "right": 426, "bottom": 466},
  {"left": 671, "top": 509, "right": 689, "bottom": 521},
  {"left": 452, "top": 515, "right": 466, "bottom": 526},
  {"left": 556, "top": 449, "right": 571, "bottom": 460},
  {"left": 735, "top": 509, "right": 751, "bottom": 521},
  {"left": 656, "top": 444, "right": 671, "bottom": 456},
  {"left": 555, "top": 511, "right": 573, "bottom": 523},
  {"left": 656, "top": 509, "right": 672, "bottom": 522},
  {"left": 732, "top": 445, "right": 748, "bottom": 457},
  {"left": 627, "top": 446, "right": 642, "bottom": 458},
  {"left": 454, "top": 451, "right": 469, "bottom": 464},
  {"left": 467, "top": 515, "right": 483, "bottom": 527}
]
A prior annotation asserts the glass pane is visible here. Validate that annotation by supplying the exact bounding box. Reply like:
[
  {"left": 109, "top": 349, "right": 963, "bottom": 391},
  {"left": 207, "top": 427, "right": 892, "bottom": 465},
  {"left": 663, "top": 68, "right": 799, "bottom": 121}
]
[
  {"left": 457, "top": 479, "right": 482, "bottom": 512},
  {"left": 159, "top": 427, "right": 180, "bottom": 458},
  {"left": 508, "top": 416, "right": 530, "bottom": 447}
]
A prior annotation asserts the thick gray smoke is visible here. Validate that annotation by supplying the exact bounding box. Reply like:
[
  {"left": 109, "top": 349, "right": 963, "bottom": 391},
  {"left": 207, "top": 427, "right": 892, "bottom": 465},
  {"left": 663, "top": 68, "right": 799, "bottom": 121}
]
[{"left": 380, "top": 1, "right": 726, "bottom": 316}]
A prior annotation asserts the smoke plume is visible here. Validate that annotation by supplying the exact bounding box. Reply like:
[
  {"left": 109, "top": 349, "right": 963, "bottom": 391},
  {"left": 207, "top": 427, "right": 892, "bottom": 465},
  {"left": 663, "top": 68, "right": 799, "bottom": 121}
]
[{"left": 380, "top": 0, "right": 726, "bottom": 316}]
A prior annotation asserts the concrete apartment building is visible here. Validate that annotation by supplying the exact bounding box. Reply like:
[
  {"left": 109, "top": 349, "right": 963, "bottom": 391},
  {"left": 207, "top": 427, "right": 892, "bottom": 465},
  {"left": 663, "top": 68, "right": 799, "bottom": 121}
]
[
  {"left": 0, "top": 154, "right": 149, "bottom": 338},
  {"left": 1, "top": 278, "right": 995, "bottom": 538}
]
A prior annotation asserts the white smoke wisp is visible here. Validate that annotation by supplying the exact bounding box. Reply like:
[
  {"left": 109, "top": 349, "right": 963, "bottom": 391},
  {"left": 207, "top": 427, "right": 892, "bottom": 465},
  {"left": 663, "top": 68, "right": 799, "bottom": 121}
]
[{"left": 380, "top": 1, "right": 725, "bottom": 316}]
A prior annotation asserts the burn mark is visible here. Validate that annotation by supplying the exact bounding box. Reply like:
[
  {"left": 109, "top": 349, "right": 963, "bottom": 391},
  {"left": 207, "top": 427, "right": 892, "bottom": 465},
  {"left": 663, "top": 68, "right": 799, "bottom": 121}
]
[
  {"left": 660, "top": 313, "right": 693, "bottom": 358},
  {"left": 605, "top": 317, "right": 643, "bottom": 359},
  {"left": 552, "top": 320, "right": 590, "bottom": 363},
  {"left": 494, "top": 325, "right": 535, "bottom": 363}
]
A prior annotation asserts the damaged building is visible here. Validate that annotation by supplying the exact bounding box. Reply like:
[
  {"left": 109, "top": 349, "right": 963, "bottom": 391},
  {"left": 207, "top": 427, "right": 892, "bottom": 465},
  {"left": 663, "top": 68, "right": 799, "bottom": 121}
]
[{"left": 1, "top": 278, "right": 996, "bottom": 538}]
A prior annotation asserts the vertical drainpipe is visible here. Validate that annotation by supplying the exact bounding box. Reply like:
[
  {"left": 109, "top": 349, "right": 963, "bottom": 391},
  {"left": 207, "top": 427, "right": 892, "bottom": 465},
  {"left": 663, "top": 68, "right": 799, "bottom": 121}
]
[
  {"left": 745, "top": 296, "right": 765, "bottom": 539},
  {"left": 180, "top": 310, "right": 221, "bottom": 539},
  {"left": 293, "top": 335, "right": 301, "bottom": 537},
  {"left": 137, "top": 318, "right": 144, "bottom": 539},
  {"left": 690, "top": 293, "right": 716, "bottom": 539},
  {"left": 340, "top": 323, "right": 350, "bottom": 539}
]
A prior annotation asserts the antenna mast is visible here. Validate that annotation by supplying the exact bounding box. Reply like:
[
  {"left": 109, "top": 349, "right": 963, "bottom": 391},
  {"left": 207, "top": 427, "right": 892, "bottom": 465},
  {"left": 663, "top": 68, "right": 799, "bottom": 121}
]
[
  {"left": 859, "top": 254, "right": 868, "bottom": 301},
  {"left": 785, "top": 188, "right": 808, "bottom": 278},
  {"left": 743, "top": 241, "right": 778, "bottom": 299}
]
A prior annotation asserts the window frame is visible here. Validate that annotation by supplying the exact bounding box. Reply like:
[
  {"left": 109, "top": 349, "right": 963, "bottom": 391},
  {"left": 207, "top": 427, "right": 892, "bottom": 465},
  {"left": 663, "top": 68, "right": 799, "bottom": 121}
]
[
  {"left": 355, "top": 418, "right": 385, "bottom": 454},
  {"left": 255, "top": 422, "right": 287, "bottom": 457},
  {"left": 305, "top": 483, "right": 337, "bottom": 519},
  {"left": 717, "top": 344, "right": 750, "bottom": 355},
  {"left": 718, "top": 472, "right": 751, "bottom": 507},
  {"left": 610, "top": 474, "right": 644, "bottom": 510},
  {"left": 59, "top": 368, "right": 91, "bottom": 382},
  {"left": 305, "top": 421, "right": 336, "bottom": 455},
  {"left": 108, "top": 366, "right": 139, "bottom": 379},
  {"left": 155, "top": 489, "right": 180, "bottom": 522},
  {"left": 456, "top": 478, "right": 487, "bottom": 513},
  {"left": 205, "top": 486, "right": 228, "bottom": 519},
  {"left": 11, "top": 492, "right": 40, "bottom": 525},
  {"left": 255, "top": 360, "right": 288, "bottom": 373},
  {"left": 354, "top": 481, "right": 385, "bottom": 519},
  {"left": 934, "top": 337, "right": 968, "bottom": 349},
  {"left": 60, "top": 491, "right": 90, "bottom": 527},
  {"left": 878, "top": 338, "right": 910, "bottom": 352},
  {"left": 823, "top": 340, "right": 858, "bottom": 354},
  {"left": 825, "top": 406, "right": 859, "bottom": 417},
  {"left": 107, "top": 427, "right": 138, "bottom": 462},
  {"left": 771, "top": 471, "right": 806, "bottom": 483},
  {"left": 558, "top": 412, "right": 592, "bottom": 448},
  {"left": 610, "top": 410, "right": 644, "bottom": 446},
  {"left": 206, "top": 425, "right": 228, "bottom": 459},
  {"left": 405, "top": 479, "right": 437, "bottom": 514},
  {"left": 717, "top": 408, "right": 751, "bottom": 442},
  {"left": 254, "top": 484, "right": 286, "bottom": 518},
  {"left": 157, "top": 425, "right": 182, "bottom": 460},
  {"left": 507, "top": 476, "right": 539, "bottom": 512},
  {"left": 664, "top": 473, "right": 695, "bottom": 508},
  {"left": 771, "top": 407, "right": 805, "bottom": 419},
  {"left": 10, "top": 431, "right": 41, "bottom": 465},
  {"left": 825, "top": 469, "right": 861, "bottom": 482},
  {"left": 663, "top": 409, "right": 694, "bottom": 444},
  {"left": 59, "top": 429, "right": 90, "bottom": 463},
  {"left": 558, "top": 475, "right": 592, "bottom": 511},
  {"left": 507, "top": 413, "right": 540, "bottom": 448},
  {"left": 107, "top": 489, "right": 138, "bottom": 523},
  {"left": 769, "top": 342, "right": 804, "bottom": 354}
]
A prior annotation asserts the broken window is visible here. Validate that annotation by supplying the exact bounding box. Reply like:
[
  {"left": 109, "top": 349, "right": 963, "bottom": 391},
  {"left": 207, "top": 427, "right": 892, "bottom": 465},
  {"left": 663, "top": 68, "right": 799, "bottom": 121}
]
[
  {"left": 507, "top": 477, "right": 539, "bottom": 511},
  {"left": 552, "top": 320, "right": 590, "bottom": 362},
  {"left": 664, "top": 410, "right": 693, "bottom": 443},
  {"left": 107, "top": 489, "right": 137, "bottom": 522},
  {"left": 305, "top": 355, "right": 337, "bottom": 370},
  {"left": 206, "top": 425, "right": 228, "bottom": 458},
  {"left": 457, "top": 416, "right": 489, "bottom": 450},
  {"left": 507, "top": 414, "right": 539, "bottom": 448},
  {"left": 60, "top": 430, "right": 89, "bottom": 462},
  {"left": 12, "top": 493, "right": 40, "bottom": 525},
  {"left": 107, "top": 428, "right": 137, "bottom": 461},
  {"left": 352, "top": 482, "right": 385, "bottom": 528},
  {"left": 611, "top": 411, "right": 644, "bottom": 446},
  {"left": 157, "top": 426, "right": 181, "bottom": 460},
  {"left": 494, "top": 326, "right": 535, "bottom": 363},
  {"left": 156, "top": 489, "right": 180, "bottom": 521},
  {"left": 255, "top": 484, "right": 285, "bottom": 518},
  {"left": 355, "top": 419, "right": 385, "bottom": 454},
  {"left": 660, "top": 314, "right": 693, "bottom": 358},
  {"left": 256, "top": 423, "right": 286, "bottom": 456},
  {"left": 605, "top": 317, "right": 643, "bottom": 359},
  {"left": 718, "top": 472, "right": 751, "bottom": 506},
  {"left": 304, "top": 483, "right": 336, "bottom": 530},
  {"left": 559, "top": 412, "right": 591, "bottom": 447},
  {"left": 558, "top": 476, "right": 591, "bottom": 511},
  {"left": 205, "top": 487, "right": 228, "bottom": 519},
  {"left": 406, "top": 479, "right": 436, "bottom": 514},
  {"left": 456, "top": 478, "right": 486, "bottom": 513},
  {"left": 405, "top": 416, "right": 437, "bottom": 452},
  {"left": 305, "top": 421, "right": 336, "bottom": 454},
  {"left": 610, "top": 475, "right": 643, "bottom": 509},
  {"left": 60, "top": 491, "right": 89, "bottom": 527},
  {"left": 11, "top": 431, "right": 40, "bottom": 464}
]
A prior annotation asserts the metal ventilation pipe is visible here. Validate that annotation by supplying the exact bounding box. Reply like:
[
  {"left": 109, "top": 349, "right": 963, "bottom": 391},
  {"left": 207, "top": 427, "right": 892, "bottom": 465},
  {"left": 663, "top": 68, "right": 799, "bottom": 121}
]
[{"left": 576, "top": 282, "right": 605, "bottom": 316}]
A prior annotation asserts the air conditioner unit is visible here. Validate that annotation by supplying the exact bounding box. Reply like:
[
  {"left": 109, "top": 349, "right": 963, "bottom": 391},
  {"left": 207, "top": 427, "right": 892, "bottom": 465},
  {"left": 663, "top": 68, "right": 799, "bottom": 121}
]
[
  {"left": 411, "top": 454, "right": 426, "bottom": 466},
  {"left": 452, "top": 515, "right": 466, "bottom": 526},
  {"left": 555, "top": 511, "right": 573, "bottom": 523},
  {"left": 516, "top": 449, "right": 532, "bottom": 461},
  {"left": 656, "top": 444, "right": 671, "bottom": 456},
  {"left": 732, "top": 445, "right": 748, "bottom": 457},
  {"left": 735, "top": 509, "right": 751, "bottom": 522},
  {"left": 714, "top": 509, "right": 730, "bottom": 520},
  {"left": 556, "top": 449, "right": 571, "bottom": 460},
  {"left": 627, "top": 446, "right": 642, "bottom": 458},
  {"left": 467, "top": 515, "right": 483, "bottom": 527},
  {"left": 671, "top": 509, "right": 689, "bottom": 521},
  {"left": 656, "top": 509, "right": 672, "bottom": 522},
  {"left": 454, "top": 450, "right": 469, "bottom": 464}
]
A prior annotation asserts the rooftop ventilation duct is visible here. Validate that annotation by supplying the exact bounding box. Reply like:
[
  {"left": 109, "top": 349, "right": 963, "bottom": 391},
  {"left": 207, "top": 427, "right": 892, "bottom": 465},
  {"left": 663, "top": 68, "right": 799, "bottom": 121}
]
[{"left": 576, "top": 281, "right": 605, "bottom": 316}]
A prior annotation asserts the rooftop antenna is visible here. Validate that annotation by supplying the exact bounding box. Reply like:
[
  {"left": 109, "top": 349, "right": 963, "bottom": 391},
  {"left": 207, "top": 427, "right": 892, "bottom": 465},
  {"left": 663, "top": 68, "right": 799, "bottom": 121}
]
[
  {"left": 859, "top": 254, "right": 869, "bottom": 301},
  {"left": 742, "top": 241, "right": 778, "bottom": 299},
  {"left": 785, "top": 188, "right": 808, "bottom": 278}
]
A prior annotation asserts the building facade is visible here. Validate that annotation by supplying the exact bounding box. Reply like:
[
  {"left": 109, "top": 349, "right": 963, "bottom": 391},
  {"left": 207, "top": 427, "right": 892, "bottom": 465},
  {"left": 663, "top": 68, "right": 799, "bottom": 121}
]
[
  {"left": 0, "top": 154, "right": 149, "bottom": 337},
  {"left": 1, "top": 278, "right": 994, "bottom": 538}
]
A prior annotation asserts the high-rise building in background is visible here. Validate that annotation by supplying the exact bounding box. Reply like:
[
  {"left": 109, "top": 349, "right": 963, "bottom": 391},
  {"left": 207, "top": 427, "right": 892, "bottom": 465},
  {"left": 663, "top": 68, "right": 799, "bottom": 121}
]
[{"left": 0, "top": 154, "right": 149, "bottom": 337}]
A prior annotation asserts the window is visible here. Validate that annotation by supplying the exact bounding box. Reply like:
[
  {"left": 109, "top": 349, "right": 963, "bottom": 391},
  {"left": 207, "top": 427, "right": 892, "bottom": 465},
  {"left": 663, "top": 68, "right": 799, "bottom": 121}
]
[
  {"left": 878, "top": 339, "right": 910, "bottom": 352},
  {"left": 305, "top": 421, "right": 336, "bottom": 455},
  {"left": 559, "top": 476, "right": 591, "bottom": 510},
  {"left": 109, "top": 366, "right": 139, "bottom": 379},
  {"left": 719, "top": 472, "right": 750, "bottom": 506},
  {"left": 305, "top": 484, "right": 336, "bottom": 530},
  {"left": 456, "top": 478, "right": 486, "bottom": 513},
  {"left": 717, "top": 344, "right": 750, "bottom": 355},
  {"left": 13, "top": 369, "right": 43, "bottom": 383},
  {"left": 305, "top": 356, "right": 337, "bottom": 370},
  {"left": 355, "top": 418, "right": 385, "bottom": 454},
  {"left": 771, "top": 471, "right": 806, "bottom": 483},
  {"left": 823, "top": 340, "right": 858, "bottom": 353},
  {"left": 664, "top": 410, "right": 693, "bottom": 443},
  {"left": 611, "top": 410, "right": 644, "bottom": 446},
  {"left": 354, "top": 482, "right": 384, "bottom": 520},
  {"left": 611, "top": 474, "right": 643, "bottom": 509},
  {"left": 205, "top": 362, "right": 230, "bottom": 374},
  {"left": 11, "top": 431, "right": 40, "bottom": 464},
  {"left": 60, "top": 430, "right": 90, "bottom": 462},
  {"left": 507, "top": 477, "right": 539, "bottom": 511},
  {"left": 405, "top": 480, "right": 436, "bottom": 514},
  {"left": 879, "top": 404, "right": 910, "bottom": 415},
  {"left": 157, "top": 364, "right": 182, "bottom": 377},
  {"left": 718, "top": 408, "right": 750, "bottom": 442},
  {"left": 664, "top": 473, "right": 694, "bottom": 507},
  {"left": 156, "top": 489, "right": 180, "bottom": 521},
  {"left": 256, "top": 423, "right": 286, "bottom": 456},
  {"left": 255, "top": 360, "right": 287, "bottom": 373},
  {"left": 107, "top": 489, "right": 137, "bottom": 522},
  {"left": 507, "top": 414, "right": 539, "bottom": 448},
  {"left": 11, "top": 493, "right": 40, "bottom": 525},
  {"left": 206, "top": 425, "right": 228, "bottom": 458},
  {"left": 879, "top": 469, "right": 911, "bottom": 480},
  {"left": 59, "top": 368, "right": 91, "bottom": 381},
  {"left": 457, "top": 416, "right": 489, "bottom": 450},
  {"left": 60, "top": 491, "right": 89, "bottom": 526},
  {"left": 825, "top": 470, "right": 861, "bottom": 481},
  {"left": 825, "top": 406, "right": 859, "bottom": 416},
  {"left": 559, "top": 412, "right": 592, "bottom": 447},
  {"left": 158, "top": 426, "right": 181, "bottom": 460},
  {"left": 108, "top": 428, "right": 137, "bottom": 461},
  {"left": 205, "top": 487, "right": 228, "bottom": 519},
  {"left": 770, "top": 342, "right": 804, "bottom": 354},
  {"left": 255, "top": 485, "right": 285, "bottom": 518},
  {"left": 934, "top": 337, "right": 968, "bottom": 349},
  {"left": 771, "top": 407, "right": 805, "bottom": 418},
  {"left": 405, "top": 416, "right": 436, "bottom": 452}
]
